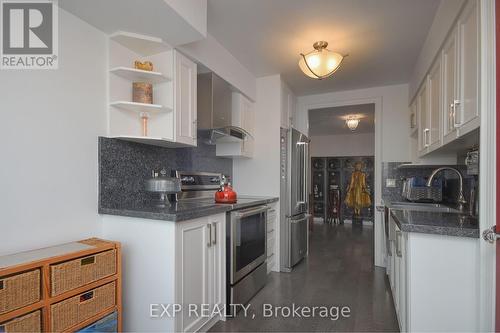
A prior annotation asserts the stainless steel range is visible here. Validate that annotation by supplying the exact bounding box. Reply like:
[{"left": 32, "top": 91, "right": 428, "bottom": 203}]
[{"left": 173, "top": 170, "right": 269, "bottom": 316}]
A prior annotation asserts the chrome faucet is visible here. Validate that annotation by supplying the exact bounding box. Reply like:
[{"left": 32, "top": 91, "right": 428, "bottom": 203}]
[{"left": 426, "top": 167, "right": 467, "bottom": 212}]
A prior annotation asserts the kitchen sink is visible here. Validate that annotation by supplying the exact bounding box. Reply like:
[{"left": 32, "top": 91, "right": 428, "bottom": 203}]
[{"left": 389, "top": 201, "right": 461, "bottom": 213}]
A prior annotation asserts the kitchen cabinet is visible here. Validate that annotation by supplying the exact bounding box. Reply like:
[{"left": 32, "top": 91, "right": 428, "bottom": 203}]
[
  {"left": 281, "top": 82, "right": 296, "bottom": 129},
  {"left": 393, "top": 222, "right": 407, "bottom": 332},
  {"left": 387, "top": 215, "right": 477, "bottom": 332},
  {"left": 456, "top": 0, "right": 480, "bottom": 135},
  {"left": 409, "top": 101, "right": 417, "bottom": 136},
  {"left": 216, "top": 92, "right": 255, "bottom": 158},
  {"left": 442, "top": 26, "right": 459, "bottom": 145},
  {"left": 412, "top": 0, "right": 479, "bottom": 156},
  {"left": 102, "top": 213, "right": 226, "bottom": 333},
  {"left": 266, "top": 206, "right": 278, "bottom": 273},
  {"left": 108, "top": 32, "right": 198, "bottom": 148},
  {"left": 174, "top": 50, "right": 198, "bottom": 147},
  {"left": 176, "top": 214, "right": 225, "bottom": 332},
  {"left": 427, "top": 57, "right": 442, "bottom": 152},
  {"left": 416, "top": 82, "right": 428, "bottom": 155}
]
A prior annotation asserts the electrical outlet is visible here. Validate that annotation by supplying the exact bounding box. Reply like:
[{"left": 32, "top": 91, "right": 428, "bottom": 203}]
[{"left": 386, "top": 179, "right": 397, "bottom": 188}]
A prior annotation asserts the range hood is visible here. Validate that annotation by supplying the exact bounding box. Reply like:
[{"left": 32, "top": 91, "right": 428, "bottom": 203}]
[{"left": 197, "top": 72, "right": 249, "bottom": 144}]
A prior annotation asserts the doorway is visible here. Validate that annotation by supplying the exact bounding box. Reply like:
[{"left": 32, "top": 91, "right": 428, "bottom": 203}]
[{"left": 308, "top": 104, "right": 376, "bottom": 224}]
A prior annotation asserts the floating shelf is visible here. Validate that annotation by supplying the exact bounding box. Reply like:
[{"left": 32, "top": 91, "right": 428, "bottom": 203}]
[
  {"left": 110, "top": 67, "right": 170, "bottom": 84},
  {"left": 110, "top": 101, "right": 172, "bottom": 113},
  {"left": 110, "top": 31, "right": 171, "bottom": 56},
  {"left": 114, "top": 136, "right": 193, "bottom": 148}
]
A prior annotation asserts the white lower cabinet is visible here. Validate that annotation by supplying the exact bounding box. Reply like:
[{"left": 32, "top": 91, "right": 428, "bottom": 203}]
[
  {"left": 388, "top": 216, "right": 478, "bottom": 332},
  {"left": 266, "top": 207, "right": 278, "bottom": 273},
  {"left": 102, "top": 213, "right": 226, "bottom": 333},
  {"left": 175, "top": 214, "right": 225, "bottom": 332}
]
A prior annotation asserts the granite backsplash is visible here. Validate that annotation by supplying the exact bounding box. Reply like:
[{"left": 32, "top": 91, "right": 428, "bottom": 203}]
[
  {"left": 382, "top": 162, "right": 478, "bottom": 206},
  {"left": 99, "top": 134, "right": 232, "bottom": 209}
]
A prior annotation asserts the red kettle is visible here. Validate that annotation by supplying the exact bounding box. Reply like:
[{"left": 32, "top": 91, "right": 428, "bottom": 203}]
[{"left": 215, "top": 176, "right": 237, "bottom": 204}]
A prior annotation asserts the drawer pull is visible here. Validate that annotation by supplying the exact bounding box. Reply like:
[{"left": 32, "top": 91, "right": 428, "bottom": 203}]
[
  {"left": 80, "top": 291, "right": 94, "bottom": 302},
  {"left": 81, "top": 256, "right": 95, "bottom": 266}
]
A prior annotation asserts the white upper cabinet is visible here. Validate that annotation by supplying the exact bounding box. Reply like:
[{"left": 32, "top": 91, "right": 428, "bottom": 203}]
[
  {"left": 281, "top": 83, "right": 296, "bottom": 129},
  {"left": 174, "top": 50, "right": 198, "bottom": 147},
  {"left": 417, "top": 82, "right": 428, "bottom": 155},
  {"left": 107, "top": 33, "right": 198, "bottom": 148},
  {"left": 216, "top": 92, "right": 255, "bottom": 158},
  {"left": 413, "top": 0, "right": 480, "bottom": 157},
  {"left": 442, "top": 27, "right": 459, "bottom": 144},
  {"left": 427, "top": 57, "right": 442, "bottom": 152},
  {"left": 457, "top": 0, "right": 480, "bottom": 135}
]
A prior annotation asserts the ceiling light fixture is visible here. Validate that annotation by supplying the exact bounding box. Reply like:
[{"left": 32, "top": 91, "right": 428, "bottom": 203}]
[
  {"left": 299, "top": 41, "right": 346, "bottom": 80},
  {"left": 346, "top": 116, "right": 360, "bottom": 131}
]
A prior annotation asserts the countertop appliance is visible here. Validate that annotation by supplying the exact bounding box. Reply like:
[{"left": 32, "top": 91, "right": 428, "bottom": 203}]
[
  {"left": 197, "top": 72, "right": 251, "bottom": 144},
  {"left": 280, "top": 127, "right": 310, "bottom": 272},
  {"left": 145, "top": 168, "right": 181, "bottom": 207},
  {"left": 173, "top": 170, "right": 269, "bottom": 316},
  {"left": 215, "top": 175, "right": 237, "bottom": 203}
]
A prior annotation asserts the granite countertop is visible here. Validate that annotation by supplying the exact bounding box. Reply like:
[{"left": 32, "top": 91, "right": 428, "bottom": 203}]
[
  {"left": 386, "top": 203, "right": 479, "bottom": 238},
  {"left": 99, "top": 196, "right": 279, "bottom": 222}
]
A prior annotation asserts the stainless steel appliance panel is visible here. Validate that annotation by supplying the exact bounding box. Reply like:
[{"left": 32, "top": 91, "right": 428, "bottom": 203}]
[
  {"left": 290, "top": 214, "right": 308, "bottom": 266},
  {"left": 228, "top": 262, "right": 267, "bottom": 316},
  {"left": 289, "top": 128, "right": 309, "bottom": 216},
  {"left": 280, "top": 127, "right": 310, "bottom": 272},
  {"left": 229, "top": 205, "right": 268, "bottom": 284}
]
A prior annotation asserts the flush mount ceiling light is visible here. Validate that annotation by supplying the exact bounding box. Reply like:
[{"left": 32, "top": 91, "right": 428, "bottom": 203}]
[
  {"left": 346, "top": 116, "right": 360, "bottom": 131},
  {"left": 299, "top": 41, "right": 346, "bottom": 80}
]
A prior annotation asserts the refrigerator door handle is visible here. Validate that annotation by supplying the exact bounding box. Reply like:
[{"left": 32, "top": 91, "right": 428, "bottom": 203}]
[{"left": 303, "top": 142, "right": 309, "bottom": 207}]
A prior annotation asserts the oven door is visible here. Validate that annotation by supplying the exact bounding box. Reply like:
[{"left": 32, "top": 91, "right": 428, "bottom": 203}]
[{"left": 230, "top": 205, "right": 269, "bottom": 284}]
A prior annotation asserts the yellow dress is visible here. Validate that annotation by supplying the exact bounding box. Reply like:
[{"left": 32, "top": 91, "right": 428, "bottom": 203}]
[{"left": 345, "top": 170, "right": 371, "bottom": 211}]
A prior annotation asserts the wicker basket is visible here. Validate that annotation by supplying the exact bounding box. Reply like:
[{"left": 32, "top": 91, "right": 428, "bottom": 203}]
[
  {"left": 50, "top": 250, "right": 116, "bottom": 296},
  {"left": 50, "top": 281, "right": 116, "bottom": 332},
  {"left": 0, "top": 310, "right": 41, "bottom": 333},
  {"left": 0, "top": 269, "right": 40, "bottom": 314}
]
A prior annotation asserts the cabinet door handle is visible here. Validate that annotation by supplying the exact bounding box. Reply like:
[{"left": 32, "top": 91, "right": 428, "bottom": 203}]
[
  {"left": 423, "top": 128, "right": 430, "bottom": 147},
  {"left": 453, "top": 100, "right": 462, "bottom": 128},
  {"left": 207, "top": 224, "right": 212, "bottom": 247},
  {"left": 396, "top": 231, "right": 402, "bottom": 257},
  {"left": 192, "top": 119, "right": 197, "bottom": 140},
  {"left": 212, "top": 222, "right": 217, "bottom": 245}
]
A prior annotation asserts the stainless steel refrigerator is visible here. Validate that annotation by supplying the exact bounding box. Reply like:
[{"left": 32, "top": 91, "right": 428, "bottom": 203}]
[{"left": 280, "top": 127, "right": 310, "bottom": 272}]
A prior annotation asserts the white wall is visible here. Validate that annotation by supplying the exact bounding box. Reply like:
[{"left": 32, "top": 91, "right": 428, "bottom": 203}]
[
  {"left": 179, "top": 34, "right": 256, "bottom": 101},
  {"left": 310, "top": 133, "right": 375, "bottom": 157},
  {"left": 409, "top": 0, "right": 466, "bottom": 100},
  {"left": 0, "top": 9, "right": 107, "bottom": 255},
  {"left": 297, "top": 84, "right": 410, "bottom": 163}
]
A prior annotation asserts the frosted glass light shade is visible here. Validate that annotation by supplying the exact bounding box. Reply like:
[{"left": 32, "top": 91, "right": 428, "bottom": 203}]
[
  {"left": 299, "top": 41, "right": 345, "bottom": 79},
  {"left": 346, "top": 117, "right": 360, "bottom": 131}
]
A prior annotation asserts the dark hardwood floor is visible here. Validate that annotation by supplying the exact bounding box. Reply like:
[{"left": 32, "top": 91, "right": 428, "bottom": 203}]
[{"left": 210, "top": 222, "right": 399, "bottom": 332}]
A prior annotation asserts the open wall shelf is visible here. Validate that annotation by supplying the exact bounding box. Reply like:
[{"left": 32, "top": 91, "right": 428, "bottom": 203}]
[
  {"left": 110, "top": 101, "right": 172, "bottom": 113},
  {"left": 110, "top": 67, "right": 171, "bottom": 84}
]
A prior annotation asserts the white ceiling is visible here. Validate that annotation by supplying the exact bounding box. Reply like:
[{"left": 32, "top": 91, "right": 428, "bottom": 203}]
[
  {"left": 207, "top": 0, "right": 440, "bottom": 96},
  {"left": 309, "top": 104, "right": 375, "bottom": 136}
]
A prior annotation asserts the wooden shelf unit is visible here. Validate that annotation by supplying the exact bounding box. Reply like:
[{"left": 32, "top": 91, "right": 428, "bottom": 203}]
[{"left": 0, "top": 238, "right": 122, "bottom": 332}]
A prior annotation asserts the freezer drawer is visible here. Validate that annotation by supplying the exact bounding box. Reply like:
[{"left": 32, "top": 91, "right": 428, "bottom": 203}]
[{"left": 290, "top": 215, "right": 308, "bottom": 267}]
